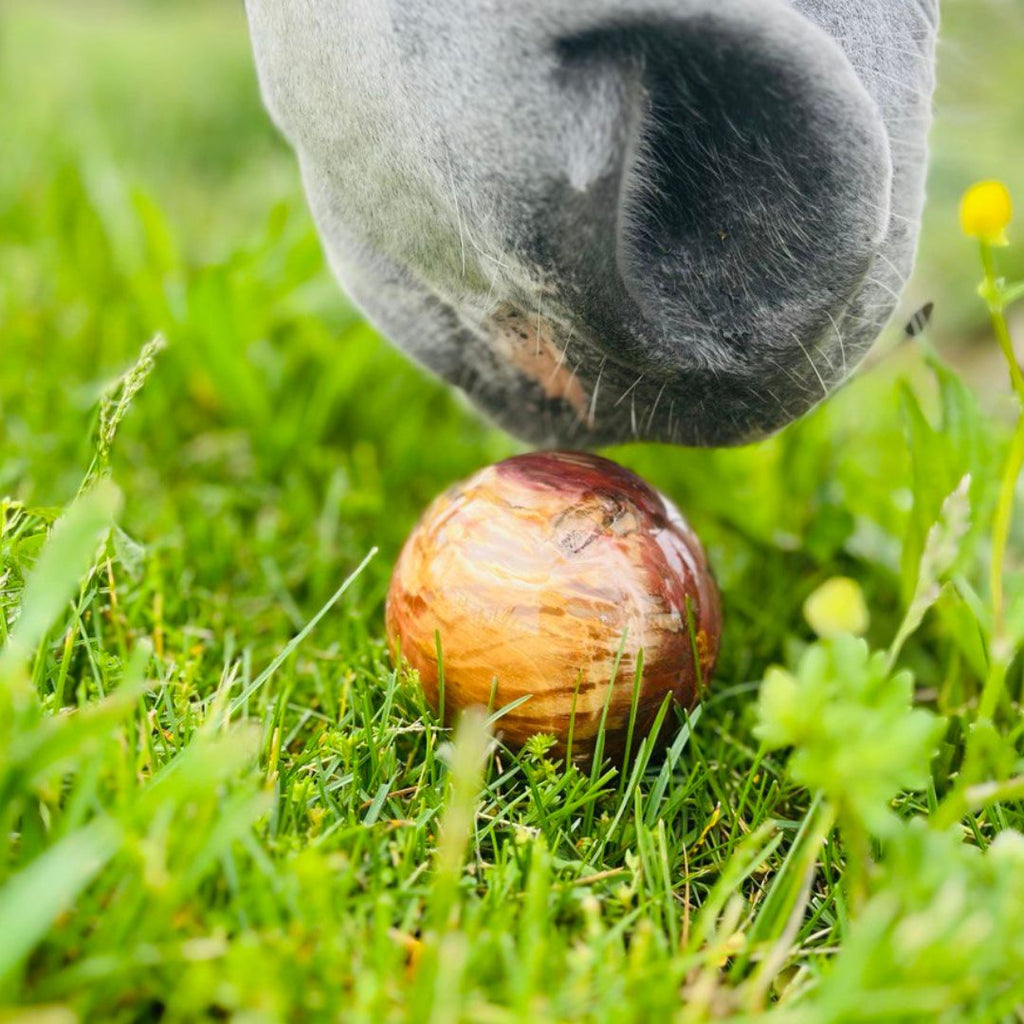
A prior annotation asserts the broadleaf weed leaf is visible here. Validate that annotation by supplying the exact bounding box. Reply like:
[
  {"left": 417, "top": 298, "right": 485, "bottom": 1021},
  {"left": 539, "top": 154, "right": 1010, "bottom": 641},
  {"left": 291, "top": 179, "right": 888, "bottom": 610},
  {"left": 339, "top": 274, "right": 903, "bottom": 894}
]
[
  {"left": 809, "top": 822, "right": 1024, "bottom": 1021},
  {"left": 890, "top": 475, "right": 973, "bottom": 668},
  {"left": 755, "top": 636, "right": 944, "bottom": 838},
  {"left": 899, "top": 351, "right": 994, "bottom": 606}
]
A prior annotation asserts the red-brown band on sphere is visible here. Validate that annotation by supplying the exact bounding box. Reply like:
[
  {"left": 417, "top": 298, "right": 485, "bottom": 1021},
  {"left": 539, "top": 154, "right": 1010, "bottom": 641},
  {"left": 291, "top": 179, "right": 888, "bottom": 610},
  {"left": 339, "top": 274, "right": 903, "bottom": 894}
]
[{"left": 385, "top": 451, "right": 721, "bottom": 764}]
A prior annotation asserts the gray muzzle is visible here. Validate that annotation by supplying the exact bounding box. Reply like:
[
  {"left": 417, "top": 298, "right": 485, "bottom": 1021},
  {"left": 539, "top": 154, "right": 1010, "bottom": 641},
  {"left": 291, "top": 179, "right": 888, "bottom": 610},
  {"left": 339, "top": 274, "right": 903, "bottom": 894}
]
[{"left": 247, "top": 0, "right": 938, "bottom": 447}]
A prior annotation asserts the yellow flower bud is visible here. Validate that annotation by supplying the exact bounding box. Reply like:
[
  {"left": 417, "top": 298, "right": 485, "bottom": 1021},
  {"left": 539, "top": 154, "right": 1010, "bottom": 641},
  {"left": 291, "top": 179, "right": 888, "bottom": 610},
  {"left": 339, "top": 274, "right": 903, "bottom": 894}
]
[
  {"left": 959, "top": 180, "right": 1012, "bottom": 245},
  {"left": 803, "top": 576, "right": 869, "bottom": 639}
]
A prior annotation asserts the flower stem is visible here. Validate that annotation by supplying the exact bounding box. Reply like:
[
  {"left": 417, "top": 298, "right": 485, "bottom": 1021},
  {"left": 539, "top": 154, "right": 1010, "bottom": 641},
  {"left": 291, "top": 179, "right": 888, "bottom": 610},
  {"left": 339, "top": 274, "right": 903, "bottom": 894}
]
[
  {"left": 979, "top": 413, "right": 1024, "bottom": 721},
  {"left": 979, "top": 242, "right": 1024, "bottom": 404},
  {"left": 976, "top": 240, "right": 1024, "bottom": 721}
]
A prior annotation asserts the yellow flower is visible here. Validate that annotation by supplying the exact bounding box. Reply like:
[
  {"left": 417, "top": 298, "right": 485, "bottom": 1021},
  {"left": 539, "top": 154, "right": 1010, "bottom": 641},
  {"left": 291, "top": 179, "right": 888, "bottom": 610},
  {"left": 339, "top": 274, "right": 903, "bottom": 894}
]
[
  {"left": 803, "top": 576, "right": 869, "bottom": 639},
  {"left": 959, "top": 180, "right": 1012, "bottom": 245}
]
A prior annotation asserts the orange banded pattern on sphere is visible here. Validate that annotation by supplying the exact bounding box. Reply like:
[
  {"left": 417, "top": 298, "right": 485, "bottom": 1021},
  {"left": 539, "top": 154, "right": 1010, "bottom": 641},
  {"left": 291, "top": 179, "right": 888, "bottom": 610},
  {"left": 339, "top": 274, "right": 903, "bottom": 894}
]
[{"left": 385, "top": 451, "right": 721, "bottom": 765}]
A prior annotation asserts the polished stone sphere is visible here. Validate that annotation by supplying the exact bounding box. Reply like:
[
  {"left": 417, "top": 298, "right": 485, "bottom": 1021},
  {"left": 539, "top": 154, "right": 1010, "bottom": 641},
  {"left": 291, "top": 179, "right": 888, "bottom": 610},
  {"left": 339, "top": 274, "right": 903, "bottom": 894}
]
[{"left": 386, "top": 451, "right": 721, "bottom": 764}]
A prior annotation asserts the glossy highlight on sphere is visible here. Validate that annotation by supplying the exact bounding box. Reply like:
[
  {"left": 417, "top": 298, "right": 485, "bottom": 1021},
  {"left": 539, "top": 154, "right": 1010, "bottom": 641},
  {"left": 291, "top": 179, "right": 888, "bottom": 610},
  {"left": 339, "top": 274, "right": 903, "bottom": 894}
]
[{"left": 385, "top": 451, "right": 721, "bottom": 763}]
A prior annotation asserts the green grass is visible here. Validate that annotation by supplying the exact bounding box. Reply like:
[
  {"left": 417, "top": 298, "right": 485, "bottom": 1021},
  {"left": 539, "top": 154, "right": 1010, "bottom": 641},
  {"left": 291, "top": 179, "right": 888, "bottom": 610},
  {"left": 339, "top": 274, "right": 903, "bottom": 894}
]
[{"left": 1, "top": 2, "right": 1023, "bottom": 1021}]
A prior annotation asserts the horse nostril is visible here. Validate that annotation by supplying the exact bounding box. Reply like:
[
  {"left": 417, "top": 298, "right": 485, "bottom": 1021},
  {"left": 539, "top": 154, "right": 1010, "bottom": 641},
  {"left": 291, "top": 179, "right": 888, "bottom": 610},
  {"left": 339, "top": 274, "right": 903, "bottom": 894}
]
[
  {"left": 555, "top": 9, "right": 894, "bottom": 414},
  {"left": 623, "top": 21, "right": 888, "bottom": 360}
]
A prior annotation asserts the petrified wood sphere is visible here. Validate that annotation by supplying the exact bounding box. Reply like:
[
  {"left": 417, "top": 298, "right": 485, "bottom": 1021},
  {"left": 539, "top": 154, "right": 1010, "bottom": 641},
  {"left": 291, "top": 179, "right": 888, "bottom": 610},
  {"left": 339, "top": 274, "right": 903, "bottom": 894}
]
[{"left": 385, "top": 451, "right": 721, "bottom": 763}]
